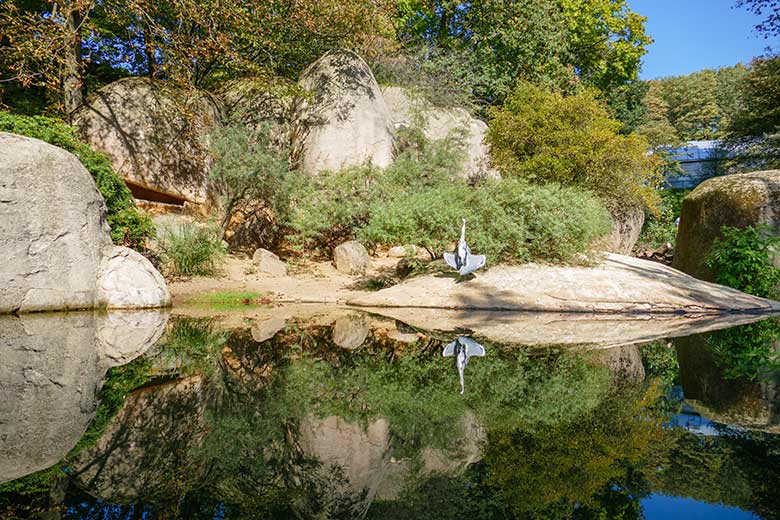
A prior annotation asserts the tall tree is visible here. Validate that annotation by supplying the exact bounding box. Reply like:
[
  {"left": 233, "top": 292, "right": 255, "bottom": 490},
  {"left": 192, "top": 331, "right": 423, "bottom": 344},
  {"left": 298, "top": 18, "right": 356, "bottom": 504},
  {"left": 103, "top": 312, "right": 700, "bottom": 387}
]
[
  {"left": 637, "top": 81, "right": 679, "bottom": 146},
  {"left": 559, "top": 0, "right": 652, "bottom": 93}
]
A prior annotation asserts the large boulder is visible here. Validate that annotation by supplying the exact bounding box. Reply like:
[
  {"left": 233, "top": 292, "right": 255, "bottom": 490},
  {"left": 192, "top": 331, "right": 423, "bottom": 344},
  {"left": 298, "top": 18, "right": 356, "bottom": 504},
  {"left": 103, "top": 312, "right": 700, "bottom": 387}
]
[
  {"left": 0, "top": 132, "right": 170, "bottom": 313},
  {"left": 72, "top": 77, "right": 219, "bottom": 206},
  {"left": 298, "top": 50, "right": 395, "bottom": 173},
  {"left": 349, "top": 253, "right": 780, "bottom": 314},
  {"left": 382, "top": 86, "right": 498, "bottom": 181},
  {"left": 673, "top": 170, "right": 780, "bottom": 281}
]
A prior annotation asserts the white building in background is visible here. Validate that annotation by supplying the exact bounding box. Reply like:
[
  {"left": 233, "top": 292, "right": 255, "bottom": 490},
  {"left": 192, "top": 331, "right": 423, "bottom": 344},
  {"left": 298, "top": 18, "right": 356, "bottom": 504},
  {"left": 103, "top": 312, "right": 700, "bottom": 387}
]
[{"left": 663, "top": 140, "right": 730, "bottom": 189}]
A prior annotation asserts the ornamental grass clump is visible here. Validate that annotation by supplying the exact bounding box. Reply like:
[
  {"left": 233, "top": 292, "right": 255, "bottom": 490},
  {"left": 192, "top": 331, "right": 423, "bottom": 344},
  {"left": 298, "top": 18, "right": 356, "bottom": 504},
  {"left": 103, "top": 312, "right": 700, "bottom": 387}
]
[{"left": 158, "top": 222, "right": 226, "bottom": 276}]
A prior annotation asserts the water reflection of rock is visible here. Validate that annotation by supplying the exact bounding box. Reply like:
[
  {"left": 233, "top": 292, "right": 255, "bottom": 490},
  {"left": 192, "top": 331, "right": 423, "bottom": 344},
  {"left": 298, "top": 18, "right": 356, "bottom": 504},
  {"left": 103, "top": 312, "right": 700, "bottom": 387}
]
[
  {"left": 173, "top": 303, "right": 770, "bottom": 349},
  {"left": 675, "top": 334, "right": 780, "bottom": 432},
  {"left": 0, "top": 310, "right": 168, "bottom": 484},
  {"left": 70, "top": 375, "right": 212, "bottom": 503}
]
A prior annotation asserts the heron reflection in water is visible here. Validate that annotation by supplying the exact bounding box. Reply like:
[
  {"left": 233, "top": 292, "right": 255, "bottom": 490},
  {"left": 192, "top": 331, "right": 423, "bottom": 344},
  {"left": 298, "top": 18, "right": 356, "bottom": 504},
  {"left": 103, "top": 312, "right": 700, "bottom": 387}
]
[{"left": 443, "top": 336, "right": 486, "bottom": 394}]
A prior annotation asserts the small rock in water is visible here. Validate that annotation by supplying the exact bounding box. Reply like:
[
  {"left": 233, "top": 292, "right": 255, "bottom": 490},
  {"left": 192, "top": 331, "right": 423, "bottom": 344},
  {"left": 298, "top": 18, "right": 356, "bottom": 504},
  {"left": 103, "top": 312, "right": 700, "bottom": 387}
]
[
  {"left": 334, "top": 240, "right": 369, "bottom": 275},
  {"left": 252, "top": 248, "right": 287, "bottom": 276}
]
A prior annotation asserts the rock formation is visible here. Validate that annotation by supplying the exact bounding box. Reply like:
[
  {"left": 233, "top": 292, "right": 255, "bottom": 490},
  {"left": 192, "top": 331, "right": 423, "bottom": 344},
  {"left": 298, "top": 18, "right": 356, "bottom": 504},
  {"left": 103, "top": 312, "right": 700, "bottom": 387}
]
[
  {"left": 0, "top": 133, "right": 171, "bottom": 313},
  {"left": 605, "top": 205, "right": 645, "bottom": 255},
  {"left": 334, "top": 240, "right": 370, "bottom": 275},
  {"left": 298, "top": 50, "right": 395, "bottom": 173},
  {"left": 71, "top": 77, "right": 219, "bottom": 206},
  {"left": 349, "top": 253, "right": 780, "bottom": 314},
  {"left": 674, "top": 170, "right": 780, "bottom": 280},
  {"left": 382, "top": 86, "right": 499, "bottom": 182},
  {"left": 0, "top": 310, "right": 168, "bottom": 484}
]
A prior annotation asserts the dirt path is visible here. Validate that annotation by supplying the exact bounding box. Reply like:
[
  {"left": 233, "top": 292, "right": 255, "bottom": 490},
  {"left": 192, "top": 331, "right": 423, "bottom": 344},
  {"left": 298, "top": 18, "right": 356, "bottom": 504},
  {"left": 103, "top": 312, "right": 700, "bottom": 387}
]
[{"left": 167, "top": 253, "right": 399, "bottom": 306}]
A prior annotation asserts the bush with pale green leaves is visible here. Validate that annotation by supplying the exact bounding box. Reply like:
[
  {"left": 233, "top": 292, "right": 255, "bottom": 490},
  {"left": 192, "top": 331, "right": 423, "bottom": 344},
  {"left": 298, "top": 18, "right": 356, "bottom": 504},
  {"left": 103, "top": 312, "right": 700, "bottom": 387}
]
[{"left": 287, "top": 128, "right": 611, "bottom": 264}]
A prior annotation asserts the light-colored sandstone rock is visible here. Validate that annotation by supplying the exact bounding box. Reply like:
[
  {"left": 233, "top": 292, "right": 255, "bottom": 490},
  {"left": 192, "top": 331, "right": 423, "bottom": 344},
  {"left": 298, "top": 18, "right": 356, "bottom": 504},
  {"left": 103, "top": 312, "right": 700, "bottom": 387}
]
[
  {"left": 0, "top": 133, "right": 171, "bottom": 313},
  {"left": 0, "top": 310, "right": 167, "bottom": 484},
  {"left": 1, "top": 133, "right": 110, "bottom": 313},
  {"left": 298, "top": 50, "right": 394, "bottom": 173},
  {"left": 72, "top": 77, "right": 219, "bottom": 205},
  {"left": 605, "top": 205, "right": 645, "bottom": 255},
  {"left": 590, "top": 345, "right": 646, "bottom": 381},
  {"left": 349, "top": 253, "right": 780, "bottom": 314},
  {"left": 382, "top": 86, "right": 499, "bottom": 181},
  {"left": 674, "top": 170, "right": 780, "bottom": 281},
  {"left": 334, "top": 240, "right": 370, "bottom": 275},
  {"left": 97, "top": 246, "right": 171, "bottom": 309},
  {"left": 300, "top": 415, "right": 390, "bottom": 512},
  {"left": 388, "top": 245, "right": 418, "bottom": 258},
  {"left": 252, "top": 248, "right": 287, "bottom": 276},
  {"left": 332, "top": 314, "right": 369, "bottom": 349}
]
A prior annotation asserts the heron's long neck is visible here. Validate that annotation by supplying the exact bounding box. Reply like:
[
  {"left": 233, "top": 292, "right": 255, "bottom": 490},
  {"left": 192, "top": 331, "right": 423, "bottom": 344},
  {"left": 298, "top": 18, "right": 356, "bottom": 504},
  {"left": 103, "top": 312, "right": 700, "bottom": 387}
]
[{"left": 460, "top": 222, "right": 466, "bottom": 242}]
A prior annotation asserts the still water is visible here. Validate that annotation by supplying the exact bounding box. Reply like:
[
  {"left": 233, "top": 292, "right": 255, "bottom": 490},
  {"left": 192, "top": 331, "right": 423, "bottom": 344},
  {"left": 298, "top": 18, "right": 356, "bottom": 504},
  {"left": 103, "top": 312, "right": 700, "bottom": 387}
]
[{"left": 1, "top": 307, "right": 779, "bottom": 519}]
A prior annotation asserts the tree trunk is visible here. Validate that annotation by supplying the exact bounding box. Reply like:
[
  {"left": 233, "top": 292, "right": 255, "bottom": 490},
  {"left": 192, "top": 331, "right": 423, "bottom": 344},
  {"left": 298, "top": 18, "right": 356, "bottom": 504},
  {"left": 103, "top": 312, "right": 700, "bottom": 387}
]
[
  {"left": 143, "top": 25, "right": 156, "bottom": 78},
  {"left": 63, "top": 2, "right": 84, "bottom": 118}
]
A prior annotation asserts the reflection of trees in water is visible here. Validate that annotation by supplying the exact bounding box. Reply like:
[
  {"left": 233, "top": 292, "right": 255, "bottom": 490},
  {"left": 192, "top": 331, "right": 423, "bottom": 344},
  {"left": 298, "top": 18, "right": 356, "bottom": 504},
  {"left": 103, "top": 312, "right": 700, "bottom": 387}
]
[
  {"left": 649, "top": 428, "right": 780, "bottom": 520},
  {"left": 11, "top": 317, "right": 780, "bottom": 519}
]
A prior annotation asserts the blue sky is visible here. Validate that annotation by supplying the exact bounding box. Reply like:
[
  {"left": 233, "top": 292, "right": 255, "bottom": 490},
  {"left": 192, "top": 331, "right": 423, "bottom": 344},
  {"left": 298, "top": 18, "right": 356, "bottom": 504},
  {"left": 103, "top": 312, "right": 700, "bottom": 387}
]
[{"left": 632, "top": 0, "right": 773, "bottom": 79}]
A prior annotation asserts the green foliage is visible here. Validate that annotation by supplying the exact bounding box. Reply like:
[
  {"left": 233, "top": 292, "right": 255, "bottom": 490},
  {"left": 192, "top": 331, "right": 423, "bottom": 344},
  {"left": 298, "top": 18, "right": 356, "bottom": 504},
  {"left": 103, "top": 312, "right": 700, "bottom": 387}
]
[
  {"left": 0, "top": 111, "right": 152, "bottom": 248},
  {"left": 157, "top": 222, "right": 227, "bottom": 276},
  {"left": 488, "top": 82, "right": 662, "bottom": 211},
  {"left": 360, "top": 178, "right": 611, "bottom": 264},
  {"left": 157, "top": 318, "right": 228, "bottom": 376},
  {"left": 289, "top": 126, "right": 610, "bottom": 263},
  {"left": 559, "top": 0, "right": 652, "bottom": 93},
  {"left": 639, "top": 341, "right": 679, "bottom": 387},
  {"left": 185, "top": 291, "right": 271, "bottom": 311},
  {"left": 722, "top": 60, "right": 780, "bottom": 172},
  {"left": 603, "top": 79, "right": 649, "bottom": 134},
  {"left": 705, "top": 225, "right": 780, "bottom": 299},
  {"left": 707, "top": 318, "right": 780, "bottom": 381},
  {"left": 637, "top": 188, "right": 689, "bottom": 250},
  {"left": 642, "top": 64, "right": 750, "bottom": 142},
  {"left": 391, "top": 1, "right": 573, "bottom": 107},
  {"left": 485, "top": 382, "right": 663, "bottom": 518},
  {"left": 208, "top": 123, "right": 299, "bottom": 241},
  {"left": 392, "top": 0, "right": 651, "bottom": 104}
]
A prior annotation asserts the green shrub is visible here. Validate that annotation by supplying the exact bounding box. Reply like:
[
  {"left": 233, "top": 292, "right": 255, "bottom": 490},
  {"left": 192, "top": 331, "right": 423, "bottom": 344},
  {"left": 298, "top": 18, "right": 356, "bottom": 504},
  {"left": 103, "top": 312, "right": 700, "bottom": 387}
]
[
  {"left": 360, "top": 179, "right": 611, "bottom": 263},
  {"left": 208, "top": 123, "right": 298, "bottom": 240},
  {"left": 705, "top": 225, "right": 780, "bottom": 299},
  {"left": 0, "top": 111, "right": 153, "bottom": 248},
  {"left": 488, "top": 82, "right": 663, "bottom": 212},
  {"left": 158, "top": 222, "right": 227, "bottom": 276},
  {"left": 288, "top": 126, "right": 610, "bottom": 264},
  {"left": 287, "top": 127, "right": 463, "bottom": 252}
]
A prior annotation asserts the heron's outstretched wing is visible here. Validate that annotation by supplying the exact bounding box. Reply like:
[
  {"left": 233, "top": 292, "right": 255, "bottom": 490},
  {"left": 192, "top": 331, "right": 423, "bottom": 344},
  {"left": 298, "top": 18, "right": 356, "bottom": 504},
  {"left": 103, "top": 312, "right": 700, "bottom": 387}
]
[
  {"left": 458, "top": 336, "right": 486, "bottom": 357},
  {"left": 459, "top": 254, "right": 486, "bottom": 276},
  {"left": 443, "top": 252, "right": 458, "bottom": 270},
  {"left": 443, "top": 340, "right": 458, "bottom": 357}
]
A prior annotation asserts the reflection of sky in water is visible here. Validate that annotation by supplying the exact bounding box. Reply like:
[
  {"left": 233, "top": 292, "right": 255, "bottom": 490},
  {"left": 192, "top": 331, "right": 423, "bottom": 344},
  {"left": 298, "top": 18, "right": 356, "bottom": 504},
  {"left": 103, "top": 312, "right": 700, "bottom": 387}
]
[
  {"left": 666, "top": 386, "right": 746, "bottom": 437},
  {"left": 642, "top": 494, "right": 763, "bottom": 519}
]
